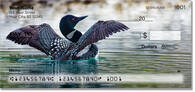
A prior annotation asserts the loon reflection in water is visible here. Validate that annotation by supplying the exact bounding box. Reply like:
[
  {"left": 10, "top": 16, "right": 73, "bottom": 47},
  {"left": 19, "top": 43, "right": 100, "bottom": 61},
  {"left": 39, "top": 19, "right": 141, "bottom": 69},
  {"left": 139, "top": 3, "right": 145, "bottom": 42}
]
[{"left": 5, "top": 56, "right": 107, "bottom": 88}]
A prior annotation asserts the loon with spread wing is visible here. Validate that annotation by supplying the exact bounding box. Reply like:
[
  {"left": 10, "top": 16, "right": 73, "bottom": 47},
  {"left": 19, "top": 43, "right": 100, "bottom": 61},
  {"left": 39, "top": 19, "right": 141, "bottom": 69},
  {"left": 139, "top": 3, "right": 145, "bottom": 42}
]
[{"left": 6, "top": 15, "right": 129, "bottom": 60}]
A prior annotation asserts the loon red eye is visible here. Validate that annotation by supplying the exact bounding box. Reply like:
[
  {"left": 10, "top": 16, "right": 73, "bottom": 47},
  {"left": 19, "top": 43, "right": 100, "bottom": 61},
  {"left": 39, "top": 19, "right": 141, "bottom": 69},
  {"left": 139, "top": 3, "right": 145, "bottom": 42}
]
[{"left": 72, "top": 18, "right": 75, "bottom": 21}]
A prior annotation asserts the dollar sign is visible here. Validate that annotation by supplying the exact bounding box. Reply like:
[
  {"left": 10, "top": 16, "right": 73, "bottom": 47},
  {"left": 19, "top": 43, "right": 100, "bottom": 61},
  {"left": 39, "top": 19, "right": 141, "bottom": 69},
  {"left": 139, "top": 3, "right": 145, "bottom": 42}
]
[{"left": 143, "top": 32, "right": 147, "bottom": 39}]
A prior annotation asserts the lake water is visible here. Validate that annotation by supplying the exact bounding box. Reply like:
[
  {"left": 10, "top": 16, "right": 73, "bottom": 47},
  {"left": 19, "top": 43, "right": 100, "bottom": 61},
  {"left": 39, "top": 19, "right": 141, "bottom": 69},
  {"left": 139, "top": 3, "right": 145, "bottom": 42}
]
[{"left": 0, "top": 26, "right": 192, "bottom": 88}]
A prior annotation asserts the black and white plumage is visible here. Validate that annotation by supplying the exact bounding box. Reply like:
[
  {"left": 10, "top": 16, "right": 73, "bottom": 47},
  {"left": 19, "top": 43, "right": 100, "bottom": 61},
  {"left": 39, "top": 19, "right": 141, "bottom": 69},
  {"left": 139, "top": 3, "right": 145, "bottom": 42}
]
[{"left": 6, "top": 15, "right": 129, "bottom": 60}]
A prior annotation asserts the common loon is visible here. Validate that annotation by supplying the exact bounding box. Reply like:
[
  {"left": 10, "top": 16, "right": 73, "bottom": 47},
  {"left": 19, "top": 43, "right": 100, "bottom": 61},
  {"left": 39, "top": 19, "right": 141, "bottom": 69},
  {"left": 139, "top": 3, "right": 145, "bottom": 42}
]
[{"left": 6, "top": 15, "right": 129, "bottom": 60}]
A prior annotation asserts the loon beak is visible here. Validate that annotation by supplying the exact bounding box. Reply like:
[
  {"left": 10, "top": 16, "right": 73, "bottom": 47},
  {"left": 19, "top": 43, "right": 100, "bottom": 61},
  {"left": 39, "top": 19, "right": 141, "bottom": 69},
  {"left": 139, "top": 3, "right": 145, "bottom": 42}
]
[{"left": 77, "top": 15, "right": 88, "bottom": 21}]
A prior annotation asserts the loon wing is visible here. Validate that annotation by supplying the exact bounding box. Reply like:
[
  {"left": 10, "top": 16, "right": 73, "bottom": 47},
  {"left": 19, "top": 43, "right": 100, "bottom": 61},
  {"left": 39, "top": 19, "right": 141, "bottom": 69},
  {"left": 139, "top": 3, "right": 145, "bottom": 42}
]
[
  {"left": 6, "top": 23, "right": 70, "bottom": 60},
  {"left": 76, "top": 20, "right": 129, "bottom": 51}
]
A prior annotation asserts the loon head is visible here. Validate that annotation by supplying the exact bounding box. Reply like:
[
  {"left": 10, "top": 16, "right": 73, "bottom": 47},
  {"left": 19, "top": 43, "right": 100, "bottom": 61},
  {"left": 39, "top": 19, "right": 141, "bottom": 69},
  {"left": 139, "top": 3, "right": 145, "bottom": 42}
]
[{"left": 59, "top": 15, "right": 88, "bottom": 42}]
